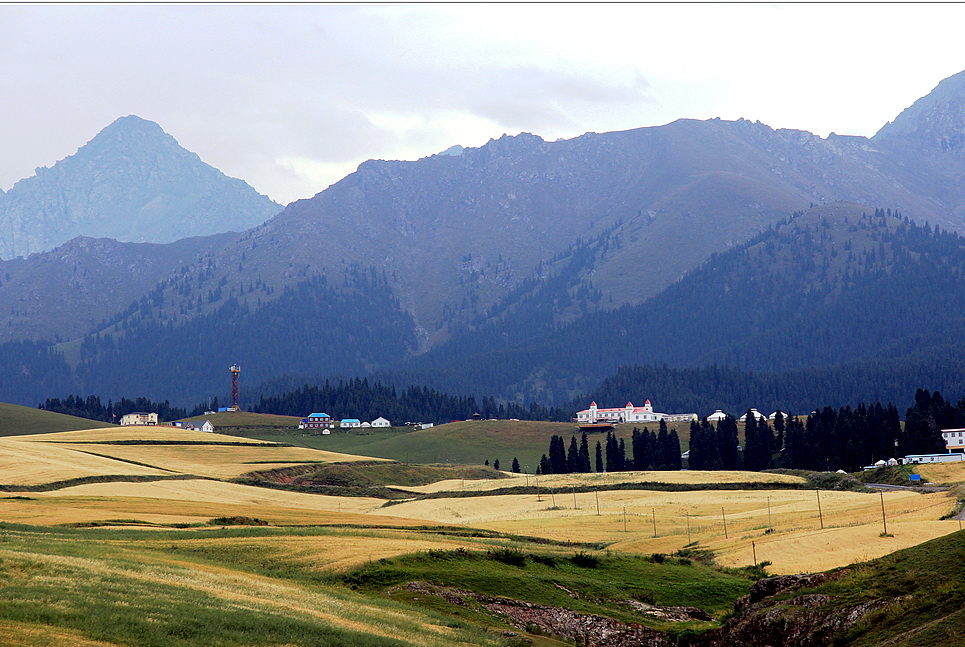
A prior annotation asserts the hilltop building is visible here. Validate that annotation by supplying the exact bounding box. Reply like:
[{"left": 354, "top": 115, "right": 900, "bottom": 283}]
[
  {"left": 299, "top": 413, "right": 332, "bottom": 429},
  {"left": 120, "top": 412, "right": 158, "bottom": 426},
  {"left": 575, "top": 400, "right": 696, "bottom": 424}
]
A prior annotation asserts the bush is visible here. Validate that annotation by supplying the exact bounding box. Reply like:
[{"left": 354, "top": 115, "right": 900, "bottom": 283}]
[
  {"left": 487, "top": 547, "right": 527, "bottom": 567},
  {"left": 570, "top": 551, "right": 602, "bottom": 568}
]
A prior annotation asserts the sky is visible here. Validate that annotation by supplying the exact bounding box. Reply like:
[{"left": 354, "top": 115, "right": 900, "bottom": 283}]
[{"left": 2, "top": 3, "right": 964, "bottom": 205}]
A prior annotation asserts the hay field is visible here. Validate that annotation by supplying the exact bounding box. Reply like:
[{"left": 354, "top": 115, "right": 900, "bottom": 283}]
[
  {"left": 13, "top": 426, "right": 277, "bottom": 444},
  {"left": 0, "top": 426, "right": 378, "bottom": 485},
  {"left": 371, "top": 487, "right": 962, "bottom": 575},
  {"left": 0, "top": 439, "right": 170, "bottom": 485},
  {"left": 2, "top": 479, "right": 448, "bottom": 528},
  {"left": 50, "top": 442, "right": 373, "bottom": 479},
  {"left": 914, "top": 461, "right": 965, "bottom": 484},
  {"left": 393, "top": 469, "right": 806, "bottom": 493}
]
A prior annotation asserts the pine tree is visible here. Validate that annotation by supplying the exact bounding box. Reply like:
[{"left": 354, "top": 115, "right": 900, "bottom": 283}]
[
  {"left": 717, "top": 415, "right": 740, "bottom": 470},
  {"left": 511, "top": 457, "right": 520, "bottom": 473},
  {"left": 578, "top": 432, "right": 591, "bottom": 472},
  {"left": 567, "top": 436, "right": 580, "bottom": 473},
  {"left": 595, "top": 441, "right": 604, "bottom": 472},
  {"left": 493, "top": 459, "right": 500, "bottom": 471}
]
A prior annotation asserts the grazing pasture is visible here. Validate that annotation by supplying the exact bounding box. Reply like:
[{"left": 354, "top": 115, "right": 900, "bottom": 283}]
[{"left": 0, "top": 402, "right": 114, "bottom": 437}]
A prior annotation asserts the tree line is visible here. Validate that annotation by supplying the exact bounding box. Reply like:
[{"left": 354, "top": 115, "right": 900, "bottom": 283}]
[{"left": 536, "top": 423, "right": 682, "bottom": 474}]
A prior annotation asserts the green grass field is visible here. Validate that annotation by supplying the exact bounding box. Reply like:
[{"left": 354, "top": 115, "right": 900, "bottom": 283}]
[
  {"left": 227, "top": 419, "right": 695, "bottom": 471},
  {"left": 179, "top": 410, "right": 303, "bottom": 428},
  {"left": 0, "top": 402, "right": 114, "bottom": 437}
]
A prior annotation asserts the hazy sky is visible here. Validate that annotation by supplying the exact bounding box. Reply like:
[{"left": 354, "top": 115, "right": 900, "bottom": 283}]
[{"left": 2, "top": 3, "right": 964, "bottom": 205}]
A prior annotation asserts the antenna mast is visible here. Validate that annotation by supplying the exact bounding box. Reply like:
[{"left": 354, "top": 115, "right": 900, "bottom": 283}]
[{"left": 229, "top": 364, "right": 241, "bottom": 410}]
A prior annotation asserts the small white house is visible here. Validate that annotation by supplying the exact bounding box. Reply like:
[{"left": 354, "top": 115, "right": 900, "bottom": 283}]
[
  {"left": 200, "top": 420, "right": 214, "bottom": 433},
  {"left": 340, "top": 418, "right": 361, "bottom": 428},
  {"left": 707, "top": 410, "right": 727, "bottom": 422},
  {"left": 360, "top": 422, "right": 371, "bottom": 428},
  {"left": 371, "top": 417, "right": 390, "bottom": 428}
]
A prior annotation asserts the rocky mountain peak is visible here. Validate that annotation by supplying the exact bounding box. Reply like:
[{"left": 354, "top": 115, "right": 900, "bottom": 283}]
[
  {"left": 873, "top": 69, "right": 965, "bottom": 155},
  {"left": 0, "top": 117, "right": 280, "bottom": 259}
]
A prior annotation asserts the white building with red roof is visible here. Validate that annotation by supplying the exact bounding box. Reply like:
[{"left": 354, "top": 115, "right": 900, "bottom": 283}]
[{"left": 575, "top": 400, "right": 696, "bottom": 424}]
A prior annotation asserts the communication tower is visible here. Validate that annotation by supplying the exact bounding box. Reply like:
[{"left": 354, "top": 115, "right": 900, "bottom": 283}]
[{"left": 229, "top": 364, "right": 241, "bottom": 410}]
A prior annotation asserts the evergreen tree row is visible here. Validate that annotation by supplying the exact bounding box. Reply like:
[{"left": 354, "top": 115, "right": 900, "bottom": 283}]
[
  {"left": 537, "top": 423, "right": 682, "bottom": 474},
  {"left": 246, "top": 377, "right": 568, "bottom": 423},
  {"left": 40, "top": 394, "right": 187, "bottom": 422}
]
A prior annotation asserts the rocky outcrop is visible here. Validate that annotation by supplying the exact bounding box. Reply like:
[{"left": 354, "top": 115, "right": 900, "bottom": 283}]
[
  {"left": 404, "top": 582, "right": 673, "bottom": 647},
  {"left": 701, "top": 573, "right": 904, "bottom": 647}
]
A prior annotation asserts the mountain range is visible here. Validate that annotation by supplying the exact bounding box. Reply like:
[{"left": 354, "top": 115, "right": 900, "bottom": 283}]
[{"left": 3, "top": 70, "right": 965, "bottom": 409}]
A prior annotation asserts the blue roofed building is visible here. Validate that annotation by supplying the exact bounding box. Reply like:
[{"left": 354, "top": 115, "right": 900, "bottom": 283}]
[
  {"left": 340, "top": 418, "right": 361, "bottom": 428},
  {"left": 299, "top": 413, "right": 332, "bottom": 429}
]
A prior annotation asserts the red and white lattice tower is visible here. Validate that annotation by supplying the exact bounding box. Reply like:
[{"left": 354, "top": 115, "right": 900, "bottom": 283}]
[{"left": 229, "top": 364, "right": 241, "bottom": 410}]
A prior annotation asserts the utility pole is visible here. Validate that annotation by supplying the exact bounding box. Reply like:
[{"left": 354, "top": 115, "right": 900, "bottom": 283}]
[
  {"left": 816, "top": 490, "right": 825, "bottom": 530},
  {"left": 880, "top": 491, "right": 889, "bottom": 535}
]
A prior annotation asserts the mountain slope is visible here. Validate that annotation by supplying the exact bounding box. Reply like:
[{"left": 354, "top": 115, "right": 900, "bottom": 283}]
[
  {"left": 0, "top": 233, "right": 238, "bottom": 344},
  {"left": 0, "top": 116, "right": 280, "bottom": 259},
  {"left": 385, "top": 203, "right": 965, "bottom": 404}
]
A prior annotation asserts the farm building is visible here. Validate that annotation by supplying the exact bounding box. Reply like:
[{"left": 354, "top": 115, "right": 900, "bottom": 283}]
[
  {"left": 299, "top": 413, "right": 332, "bottom": 429},
  {"left": 707, "top": 410, "right": 728, "bottom": 422},
  {"left": 371, "top": 417, "right": 390, "bottom": 427},
  {"left": 575, "top": 400, "right": 697, "bottom": 425},
  {"left": 902, "top": 453, "right": 965, "bottom": 464},
  {"left": 120, "top": 412, "right": 158, "bottom": 426},
  {"left": 199, "top": 420, "right": 214, "bottom": 433}
]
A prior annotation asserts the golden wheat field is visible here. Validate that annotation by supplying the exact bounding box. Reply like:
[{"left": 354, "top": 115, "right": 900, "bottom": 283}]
[
  {"left": 0, "top": 426, "right": 377, "bottom": 484},
  {"left": 0, "top": 439, "right": 170, "bottom": 485},
  {"left": 913, "top": 461, "right": 965, "bottom": 484},
  {"left": 393, "top": 469, "right": 806, "bottom": 493}
]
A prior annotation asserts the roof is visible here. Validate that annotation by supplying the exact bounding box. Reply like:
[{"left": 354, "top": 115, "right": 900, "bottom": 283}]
[{"left": 341, "top": 418, "right": 360, "bottom": 423}]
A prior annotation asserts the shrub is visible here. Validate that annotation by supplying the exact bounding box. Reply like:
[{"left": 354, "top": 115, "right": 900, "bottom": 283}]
[
  {"left": 570, "top": 551, "right": 602, "bottom": 568},
  {"left": 487, "top": 547, "right": 527, "bottom": 567}
]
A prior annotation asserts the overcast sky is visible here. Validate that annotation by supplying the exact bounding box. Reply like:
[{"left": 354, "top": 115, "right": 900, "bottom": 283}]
[{"left": 2, "top": 3, "right": 964, "bottom": 205}]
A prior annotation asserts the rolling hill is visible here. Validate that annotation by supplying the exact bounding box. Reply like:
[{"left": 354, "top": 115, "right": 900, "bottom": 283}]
[{"left": 0, "top": 401, "right": 116, "bottom": 437}]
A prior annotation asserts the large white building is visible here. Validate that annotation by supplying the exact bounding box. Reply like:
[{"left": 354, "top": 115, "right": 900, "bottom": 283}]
[
  {"left": 575, "top": 400, "right": 696, "bottom": 424},
  {"left": 942, "top": 428, "right": 965, "bottom": 451}
]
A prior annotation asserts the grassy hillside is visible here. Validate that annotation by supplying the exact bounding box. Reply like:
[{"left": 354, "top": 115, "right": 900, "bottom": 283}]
[
  {"left": 0, "top": 401, "right": 114, "bottom": 437},
  {"left": 229, "top": 419, "right": 694, "bottom": 470},
  {"left": 179, "top": 410, "right": 303, "bottom": 428}
]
